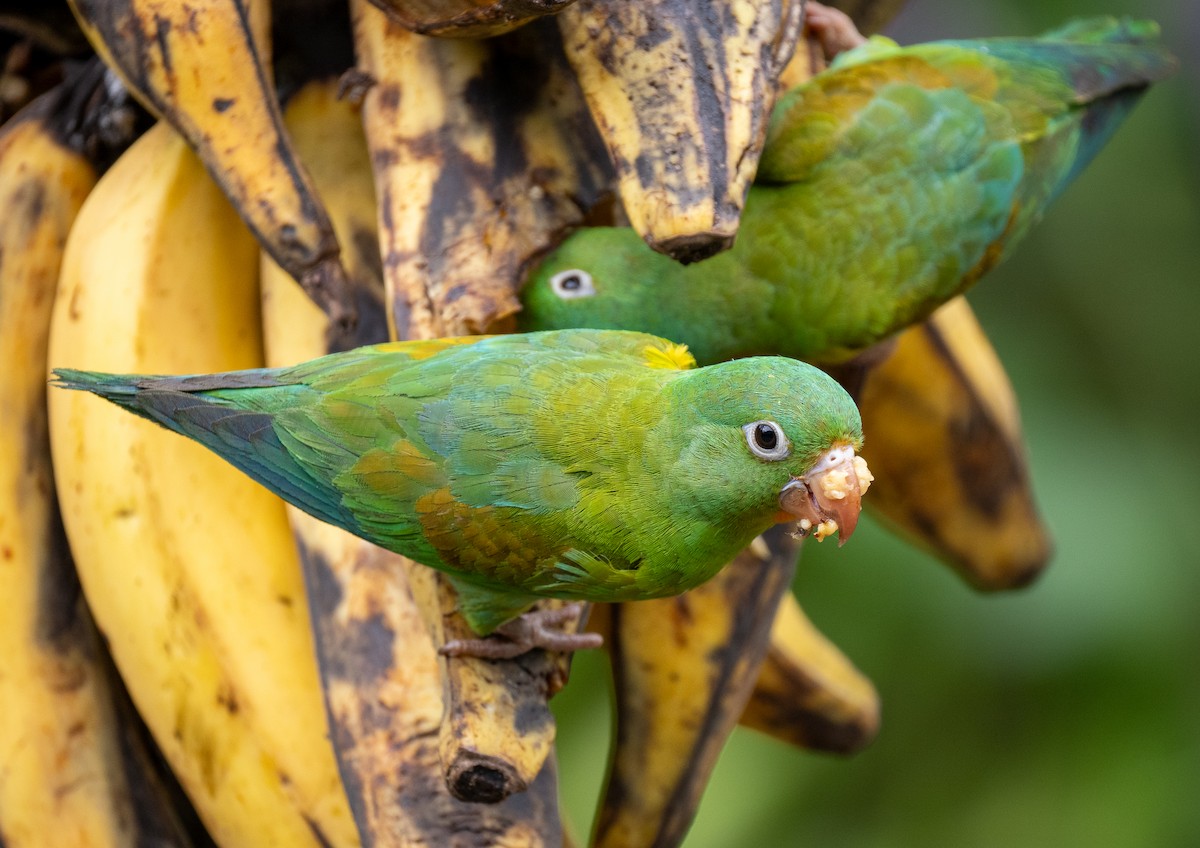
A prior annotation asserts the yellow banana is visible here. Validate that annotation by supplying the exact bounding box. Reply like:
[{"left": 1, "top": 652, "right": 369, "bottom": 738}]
[
  {"left": 263, "top": 78, "right": 565, "bottom": 842},
  {"left": 557, "top": 0, "right": 803, "bottom": 262},
  {"left": 66, "top": 0, "right": 356, "bottom": 334},
  {"left": 363, "top": 0, "right": 577, "bottom": 38},
  {"left": 844, "top": 297, "right": 1053, "bottom": 589},
  {"left": 739, "top": 592, "right": 880, "bottom": 753},
  {"left": 594, "top": 526, "right": 800, "bottom": 848},
  {"left": 48, "top": 119, "right": 357, "bottom": 848},
  {"left": 351, "top": 4, "right": 610, "bottom": 339},
  {"left": 0, "top": 88, "right": 135, "bottom": 848}
]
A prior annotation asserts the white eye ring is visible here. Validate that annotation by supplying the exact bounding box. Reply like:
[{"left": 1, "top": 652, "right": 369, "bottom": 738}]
[
  {"left": 743, "top": 420, "right": 791, "bottom": 461},
  {"left": 550, "top": 269, "right": 596, "bottom": 299}
]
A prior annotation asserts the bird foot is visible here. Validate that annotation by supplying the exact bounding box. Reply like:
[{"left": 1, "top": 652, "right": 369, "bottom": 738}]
[
  {"left": 439, "top": 603, "right": 603, "bottom": 659},
  {"left": 805, "top": 2, "right": 868, "bottom": 61}
]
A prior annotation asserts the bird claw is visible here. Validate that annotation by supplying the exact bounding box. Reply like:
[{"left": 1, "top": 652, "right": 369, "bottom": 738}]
[
  {"left": 438, "top": 603, "right": 603, "bottom": 659},
  {"left": 805, "top": 2, "right": 868, "bottom": 61}
]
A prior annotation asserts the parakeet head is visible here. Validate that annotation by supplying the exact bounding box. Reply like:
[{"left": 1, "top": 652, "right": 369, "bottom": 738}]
[
  {"left": 519, "top": 228, "right": 681, "bottom": 335},
  {"left": 664, "top": 356, "right": 871, "bottom": 545}
]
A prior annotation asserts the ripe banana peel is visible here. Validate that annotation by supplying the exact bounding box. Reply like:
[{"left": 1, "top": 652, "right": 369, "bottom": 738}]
[
  {"left": 364, "top": 0, "right": 578, "bottom": 38},
  {"left": 66, "top": 0, "right": 356, "bottom": 336},
  {"left": 48, "top": 119, "right": 357, "bottom": 848},
  {"left": 739, "top": 592, "right": 880, "bottom": 753},
  {"left": 351, "top": 3, "right": 611, "bottom": 340},
  {"left": 557, "top": 0, "right": 803, "bottom": 262},
  {"left": 594, "top": 526, "right": 800, "bottom": 848},
  {"left": 263, "top": 79, "right": 565, "bottom": 840},
  {"left": 0, "top": 90, "right": 147, "bottom": 848},
  {"left": 352, "top": 7, "right": 612, "bottom": 808},
  {"left": 834, "top": 297, "right": 1053, "bottom": 589}
]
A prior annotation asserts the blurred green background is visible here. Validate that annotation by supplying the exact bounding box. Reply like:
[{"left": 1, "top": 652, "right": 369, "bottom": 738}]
[{"left": 551, "top": 0, "right": 1200, "bottom": 844}]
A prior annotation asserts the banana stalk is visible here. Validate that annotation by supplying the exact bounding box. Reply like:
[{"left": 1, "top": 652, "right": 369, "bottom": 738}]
[
  {"left": 48, "top": 119, "right": 357, "bottom": 848},
  {"left": 263, "top": 78, "right": 565, "bottom": 842},
  {"left": 363, "top": 0, "right": 578, "bottom": 38},
  {"left": 557, "top": 0, "right": 803, "bottom": 262},
  {"left": 833, "top": 297, "right": 1053, "bottom": 589},
  {"left": 66, "top": 0, "right": 356, "bottom": 336},
  {"left": 595, "top": 526, "right": 800, "bottom": 848}
]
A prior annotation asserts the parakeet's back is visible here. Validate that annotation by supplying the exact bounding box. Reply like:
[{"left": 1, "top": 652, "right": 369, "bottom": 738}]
[{"left": 520, "top": 18, "right": 1177, "bottom": 365}]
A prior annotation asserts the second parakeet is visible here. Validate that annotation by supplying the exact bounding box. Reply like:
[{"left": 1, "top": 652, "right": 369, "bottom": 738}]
[
  {"left": 53, "top": 330, "right": 870, "bottom": 647},
  {"left": 520, "top": 18, "right": 1177, "bottom": 365}
]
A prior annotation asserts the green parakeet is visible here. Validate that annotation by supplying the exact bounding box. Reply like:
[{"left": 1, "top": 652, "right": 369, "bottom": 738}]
[
  {"left": 54, "top": 330, "right": 870, "bottom": 644},
  {"left": 520, "top": 18, "right": 1177, "bottom": 365}
]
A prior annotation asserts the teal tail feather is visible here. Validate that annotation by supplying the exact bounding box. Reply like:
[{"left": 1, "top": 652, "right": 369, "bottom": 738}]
[
  {"left": 961, "top": 18, "right": 1178, "bottom": 206},
  {"left": 52, "top": 368, "right": 358, "bottom": 533}
]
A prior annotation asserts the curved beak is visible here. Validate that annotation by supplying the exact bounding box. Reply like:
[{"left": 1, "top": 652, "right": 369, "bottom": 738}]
[{"left": 778, "top": 444, "right": 873, "bottom": 546}]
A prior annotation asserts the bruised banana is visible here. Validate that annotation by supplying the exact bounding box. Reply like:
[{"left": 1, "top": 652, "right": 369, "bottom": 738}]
[
  {"left": 48, "top": 119, "right": 358, "bottom": 848},
  {"left": 352, "top": 7, "right": 606, "bottom": 805},
  {"left": 558, "top": 0, "right": 803, "bottom": 262},
  {"left": 364, "top": 0, "right": 578, "bottom": 38},
  {"left": 0, "top": 86, "right": 155, "bottom": 848},
  {"left": 351, "top": 5, "right": 610, "bottom": 340},
  {"left": 66, "top": 0, "right": 356, "bottom": 335},
  {"left": 837, "top": 296, "right": 1053, "bottom": 589},
  {"left": 739, "top": 592, "right": 880, "bottom": 754},
  {"left": 594, "top": 526, "right": 800, "bottom": 848},
  {"left": 262, "top": 79, "right": 565, "bottom": 841}
]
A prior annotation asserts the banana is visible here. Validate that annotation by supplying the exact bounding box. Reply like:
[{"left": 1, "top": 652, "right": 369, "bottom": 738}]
[
  {"left": 834, "top": 297, "right": 1053, "bottom": 589},
  {"left": 351, "top": 4, "right": 611, "bottom": 340},
  {"left": 0, "top": 88, "right": 137, "bottom": 848},
  {"left": 66, "top": 0, "right": 356, "bottom": 336},
  {"left": 739, "top": 592, "right": 880, "bottom": 753},
  {"left": 557, "top": 0, "right": 803, "bottom": 262},
  {"left": 593, "top": 526, "right": 800, "bottom": 848},
  {"left": 352, "top": 5, "right": 611, "bottom": 808},
  {"left": 263, "top": 78, "right": 565, "bottom": 842},
  {"left": 362, "top": 0, "right": 577, "bottom": 38},
  {"left": 48, "top": 119, "right": 358, "bottom": 848}
]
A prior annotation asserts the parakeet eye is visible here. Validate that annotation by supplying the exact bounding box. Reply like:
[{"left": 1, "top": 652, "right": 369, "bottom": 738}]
[
  {"left": 742, "top": 420, "right": 791, "bottom": 461},
  {"left": 550, "top": 269, "right": 596, "bottom": 299}
]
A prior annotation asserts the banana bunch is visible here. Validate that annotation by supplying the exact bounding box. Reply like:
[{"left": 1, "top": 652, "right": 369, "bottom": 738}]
[{"left": 0, "top": 0, "right": 1062, "bottom": 845}]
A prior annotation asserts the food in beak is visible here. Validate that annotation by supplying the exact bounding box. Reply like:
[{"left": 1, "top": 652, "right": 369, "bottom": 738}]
[{"left": 778, "top": 444, "right": 872, "bottom": 545}]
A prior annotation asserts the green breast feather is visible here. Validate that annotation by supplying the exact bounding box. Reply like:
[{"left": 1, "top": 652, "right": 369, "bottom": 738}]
[
  {"left": 53, "top": 329, "right": 865, "bottom": 634},
  {"left": 519, "top": 17, "right": 1177, "bottom": 366}
]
